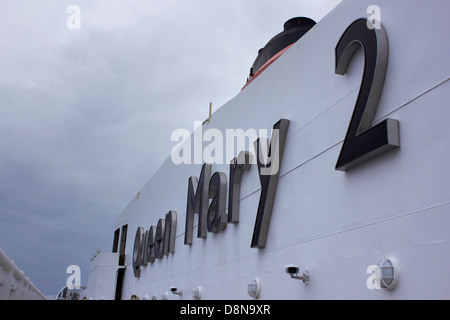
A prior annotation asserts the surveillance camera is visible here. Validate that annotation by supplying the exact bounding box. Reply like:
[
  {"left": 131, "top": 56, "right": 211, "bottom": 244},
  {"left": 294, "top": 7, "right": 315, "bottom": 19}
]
[
  {"left": 285, "top": 264, "right": 309, "bottom": 284},
  {"left": 170, "top": 287, "right": 182, "bottom": 296},
  {"left": 285, "top": 264, "right": 300, "bottom": 276}
]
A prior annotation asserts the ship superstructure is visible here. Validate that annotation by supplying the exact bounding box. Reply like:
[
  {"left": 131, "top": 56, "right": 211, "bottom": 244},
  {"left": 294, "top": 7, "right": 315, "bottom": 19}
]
[{"left": 84, "top": 0, "right": 450, "bottom": 300}]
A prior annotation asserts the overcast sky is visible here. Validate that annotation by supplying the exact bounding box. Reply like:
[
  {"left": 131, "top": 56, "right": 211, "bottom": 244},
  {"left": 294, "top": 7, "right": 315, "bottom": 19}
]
[{"left": 0, "top": 0, "right": 342, "bottom": 296}]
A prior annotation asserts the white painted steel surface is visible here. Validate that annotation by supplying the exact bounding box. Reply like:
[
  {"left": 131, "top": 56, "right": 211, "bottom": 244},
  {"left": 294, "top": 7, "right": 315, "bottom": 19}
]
[
  {"left": 83, "top": 253, "right": 120, "bottom": 300},
  {"left": 89, "top": 0, "right": 450, "bottom": 299}
]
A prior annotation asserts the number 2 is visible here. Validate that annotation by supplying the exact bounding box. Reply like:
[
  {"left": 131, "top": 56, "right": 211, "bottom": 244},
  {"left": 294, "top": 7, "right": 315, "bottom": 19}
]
[{"left": 335, "top": 18, "right": 399, "bottom": 171}]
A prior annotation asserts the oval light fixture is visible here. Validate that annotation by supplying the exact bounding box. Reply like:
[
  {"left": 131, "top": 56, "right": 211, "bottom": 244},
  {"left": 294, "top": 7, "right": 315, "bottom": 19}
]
[
  {"left": 192, "top": 286, "right": 202, "bottom": 300},
  {"left": 247, "top": 278, "right": 261, "bottom": 298},
  {"left": 377, "top": 257, "right": 399, "bottom": 289}
]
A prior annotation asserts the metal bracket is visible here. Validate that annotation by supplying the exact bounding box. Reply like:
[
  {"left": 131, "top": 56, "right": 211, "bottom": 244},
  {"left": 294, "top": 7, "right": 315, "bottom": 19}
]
[{"left": 290, "top": 269, "right": 309, "bottom": 285}]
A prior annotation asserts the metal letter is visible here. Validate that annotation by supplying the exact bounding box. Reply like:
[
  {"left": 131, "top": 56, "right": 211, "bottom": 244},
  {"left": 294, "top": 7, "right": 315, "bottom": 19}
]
[
  {"left": 335, "top": 18, "right": 399, "bottom": 171},
  {"left": 163, "top": 210, "right": 177, "bottom": 254},
  {"left": 140, "top": 230, "right": 149, "bottom": 266},
  {"left": 132, "top": 227, "right": 144, "bottom": 278},
  {"left": 147, "top": 226, "right": 156, "bottom": 263},
  {"left": 184, "top": 163, "right": 211, "bottom": 245},
  {"left": 251, "top": 119, "right": 289, "bottom": 248},
  {"left": 155, "top": 219, "right": 165, "bottom": 259},
  {"left": 228, "top": 151, "right": 252, "bottom": 223},
  {"left": 207, "top": 172, "right": 228, "bottom": 233}
]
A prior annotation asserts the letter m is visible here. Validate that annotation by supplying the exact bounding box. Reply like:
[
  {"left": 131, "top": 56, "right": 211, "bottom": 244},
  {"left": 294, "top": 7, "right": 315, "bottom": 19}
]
[{"left": 184, "top": 163, "right": 211, "bottom": 245}]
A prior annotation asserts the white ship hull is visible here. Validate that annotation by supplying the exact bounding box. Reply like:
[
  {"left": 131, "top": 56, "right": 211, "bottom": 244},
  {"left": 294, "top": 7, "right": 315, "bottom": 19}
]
[{"left": 85, "top": 0, "right": 450, "bottom": 300}]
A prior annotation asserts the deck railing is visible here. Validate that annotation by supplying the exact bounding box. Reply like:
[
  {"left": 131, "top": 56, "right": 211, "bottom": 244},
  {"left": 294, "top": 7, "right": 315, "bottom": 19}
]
[{"left": 0, "top": 248, "right": 46, "bottom": 300}]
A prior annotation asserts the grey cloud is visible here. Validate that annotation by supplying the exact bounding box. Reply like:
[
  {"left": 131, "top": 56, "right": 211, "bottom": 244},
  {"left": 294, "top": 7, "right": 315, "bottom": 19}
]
[{"left": 0, "top": 0, "right": 341, "bottom": 295}]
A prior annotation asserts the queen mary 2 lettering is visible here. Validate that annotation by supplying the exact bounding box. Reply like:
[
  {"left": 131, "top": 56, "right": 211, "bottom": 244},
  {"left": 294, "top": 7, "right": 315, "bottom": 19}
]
[{"left": 132, "top": 119, "right": 289, "bottom": 277}]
